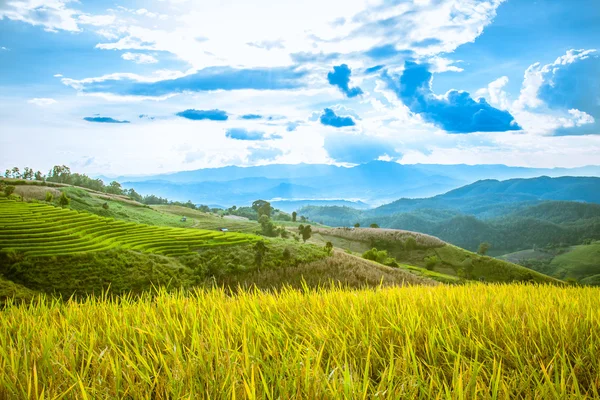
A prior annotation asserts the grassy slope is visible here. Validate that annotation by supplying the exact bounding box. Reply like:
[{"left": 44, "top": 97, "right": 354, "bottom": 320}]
[
  {"left": 498, "top": 242, "right": 600, "bottom": 283},
  {"left": 310, "top": 227, "right": 561, "bottom": 284},
  {"left": 0, "top": 194, "right": 438, "bottom": 303},
  {"left": 550, "top": 243, "right": 600, "bottom": 280},
  {"left": 152, "top": 204, "right": 259, "bottom": 233}
]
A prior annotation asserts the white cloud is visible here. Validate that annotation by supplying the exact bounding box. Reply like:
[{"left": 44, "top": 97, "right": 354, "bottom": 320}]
[
  {"left": 77, "top": 14, "right": 116, "bottom": 27},
  {"left": 53, "top": 73, "right": 63, "bottom": 77},
  {"left": 0, "top": 46, "right": 9, "bottom": 51},
  {"left": 0, "top": 0, "right": 80, "bottom": 32},
  {"left": 27, "top": 98, "right": 57, "bottom": 106},
  {"left": 515, "top": 49, "right": 597, "bottom": 111},
  {"left": 92, "top": 0, "right": 506, "bottom": 69},
  {"left": 121, "top": 52, "right": 159, "bottom": 64}
]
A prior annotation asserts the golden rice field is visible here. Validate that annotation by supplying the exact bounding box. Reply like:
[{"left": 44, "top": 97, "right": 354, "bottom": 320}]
[
  {"left": 0, "top": 284, "right": 599, "bottom": 399},
  {"left": 0, "top": 199, "right": 258, "bottom": 257}
]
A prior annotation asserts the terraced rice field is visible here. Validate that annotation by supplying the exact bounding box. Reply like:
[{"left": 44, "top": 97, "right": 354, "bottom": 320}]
[{"left": 0, "top": 199, "right": 259, "bottom": 257}]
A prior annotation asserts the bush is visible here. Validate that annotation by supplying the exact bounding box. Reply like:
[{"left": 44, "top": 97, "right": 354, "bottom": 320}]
[
  {"left": 45, "top": 192, "right": 54, "bottom": 202},
  {"left": 58, "top": 192, "right": 70, "bottom": 207},
  {"left": 4, "top": 185, "right": 15, "bottom": 197},
  {"left": 362, "top": 248, "right": 389, "bottom": 264},
  {"left": 424, "top": 255, "right": 440, "bottom": 271}
]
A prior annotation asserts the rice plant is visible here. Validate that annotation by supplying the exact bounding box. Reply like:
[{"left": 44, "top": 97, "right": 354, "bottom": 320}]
[{"left": 0, "top": 283, "right": 598, "bottom": 399}]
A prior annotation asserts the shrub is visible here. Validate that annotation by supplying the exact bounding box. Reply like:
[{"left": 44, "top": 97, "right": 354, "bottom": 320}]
[
  {"left": 424, "top": 255, "right": 440, "bottom": 271},
  {"left": 4, "top": 185, "right": 15, "bottom": 197},
  {"left": 58, "top": 192, "right": 70, "bottom": 207},
  {"left": 325, "top": 241, "right": 333, "bottom": 255},
  {"left": 45, "top": 192, "right": 54, "bottom": 202},
  {"left": 362, "top": 248, "right": 389, "bottom": 264}
]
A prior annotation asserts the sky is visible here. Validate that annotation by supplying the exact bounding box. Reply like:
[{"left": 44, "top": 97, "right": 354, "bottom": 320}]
[{"left": 0, "top": 0, "right": 599, "bottom": 175}]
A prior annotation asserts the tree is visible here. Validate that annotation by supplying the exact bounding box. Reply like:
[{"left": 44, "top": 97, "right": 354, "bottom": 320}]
[
  {"left": 370, "top": 223, "right": 379, "bottom": 228},
  {"left": 102, "top": 202, "right": 109, "bottom": 210},
  {"left": 301, "top": 225, "right": 312, "bottom": 243},
  {"left": 404, "top": 237, "right": 417, "bottom": 251},
  {"left": 126, "top": 188, "right": 143, "bottom": 203},
  {"left": 34, "top": 171, "right": 44, "bottom": 181},
  {"left": 325, "top": 241, "right": 333, "bottom": 255},
  {"left": 292, "top": 211, "right": 297, "bottom": 222},
  {"left": 106, "top": 181, "right": 123, "bottom": 195},
  {"left": 298, "top": 224, "right": 304, "bottom": 233},
  {"left": 4, "top": 185, "right": 15, "bottom": 197},
  {"left": 45, "top": 192, "right": 53, "bottom": 202},
  {"left": 254, "top": 241, "right": 268, "bottom": 269},
  {"left": 22, "top": 167, "right": 34, "bottom": 180},
  {"left": 354, "top": 222, "right": 360, "bottom": 228},
  {"left": 11, "top": 167, "right": 21, "bottom": 179},
  {"left": 257, "top": 202, "right": 273, "bottom": 218},
  {"left": 258, "top": 214, "right": 276, "bottom": 237},
  {"left": 4, "top": 169, "right": 10, "bottom": 178},
  {"left": 282, "top": 247, "right": 291, "bottom": 266},
  {"left": 58, "top": 192, "right": 70, "bottom": 207},
  {"left": 48, "top": 165, "right": 71, "bottom": 183},
  {"left": 300, "top": 216, "right": 307, "bottom": 222},
  {"left": 252, "top": 200, "right": 269, "bottom": 212},
  {"left": 478, "top": 242, "right": 491, "bottom": 255}
]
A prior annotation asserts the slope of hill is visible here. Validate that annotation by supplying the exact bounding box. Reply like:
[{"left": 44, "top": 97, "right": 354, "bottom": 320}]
[
  {"left": 0, "top": 195, "right": 441, "bottom": 303},
  {"left": 500, "top": 242, "right": 600, "bottom": 284},
  {"left": 308, "top": 227, "right": 561, "bottom": 284}
]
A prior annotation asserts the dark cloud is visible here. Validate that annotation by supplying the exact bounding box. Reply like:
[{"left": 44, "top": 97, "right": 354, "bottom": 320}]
[
  {"left": 384, "top": 62, "right": 521, "bottom": 133},
  {"left": 327, "top": 64, "right": 363, "bottom": 98},
  {"left": 319, "top": 108, "right": 356, "bottom": 128},
  {"left": 176, "top": 109, "right": 228, "bottom": 121}
]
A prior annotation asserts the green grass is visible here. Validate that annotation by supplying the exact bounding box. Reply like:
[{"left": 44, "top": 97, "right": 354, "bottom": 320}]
[
  {"left": 311, "top": 228, "right": 561, "bottom": 284},
  {"left": 0, "top": 284, "right": 599, "bottom": 398},
  {"left": 153, "top": 204, "right": 260, "bottom": 233},
  {"left": 550, "top": 243, "right": 600, "bottom": 280},
  {"left": 0, "top": 199, "right": 260, "bottom": 258}
]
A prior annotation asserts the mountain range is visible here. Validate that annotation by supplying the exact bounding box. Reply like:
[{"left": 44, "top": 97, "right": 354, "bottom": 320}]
[{"left": 110, "top": 162, "right": 600, "bottom": 207}]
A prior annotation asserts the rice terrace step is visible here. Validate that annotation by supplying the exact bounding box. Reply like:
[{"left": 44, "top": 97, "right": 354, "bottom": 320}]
[{"left": 0, "top": 199, "right": 259, "bottom": 257}]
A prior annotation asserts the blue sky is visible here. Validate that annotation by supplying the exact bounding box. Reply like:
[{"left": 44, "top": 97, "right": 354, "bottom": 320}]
[{"left": 0, "top": 0, "right": 599, "bottom": 175}]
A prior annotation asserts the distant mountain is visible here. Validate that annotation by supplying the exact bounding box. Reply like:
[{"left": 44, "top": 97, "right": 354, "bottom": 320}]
[
  {"left": 117, "top": 161, "right": 600, "bottom": 207},
  {"left": 271, "top": 199, "right": 371, "bottom": 213},
  {"left": 298, "top": 177, "right": 600, "bottom": 253},
  {"left": 370, "top": 176, "right": 600, "bottom": 218}
]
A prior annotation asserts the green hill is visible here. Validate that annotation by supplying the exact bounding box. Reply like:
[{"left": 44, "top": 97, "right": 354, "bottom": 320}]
[
  {"left": 308, "top": 227, "right": 561, "bottom": 284},
  {"left": 0, "top": 197, "right": 437, "bottom": 303},
  {"left": 500, "top": 242, "right": 600, "bottom": 284}
]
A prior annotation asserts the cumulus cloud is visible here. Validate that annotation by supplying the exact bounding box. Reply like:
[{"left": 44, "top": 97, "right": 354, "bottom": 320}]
[
  {"left": 516, "top": 49, "right": 599, "bottom": 116},
  {"left": 327, "top": 64, "right": 363, "bottom": 98},
  {"left": 83, "top": 116, "right": 130, "bottom": 124},
  {"left": 385, "top": 62, "right": 521, "bottom": 133},
  {"left": 176, "top": 109, "right": 228, "bottom": 121},
  {"left": 121, "top": 52, "right": 158, "bottom": 64},
  {"left": 320, "top": 108, "right": 356, "bottom": 128},
  {"left": 324, "top": 133, "right": 402, "bottom": 164},
  {"left": 27, "top": 98, "right": 57, "bottom": 106},
  {"left": 226, "top": 128, "right": 267, "bottom": 141}
]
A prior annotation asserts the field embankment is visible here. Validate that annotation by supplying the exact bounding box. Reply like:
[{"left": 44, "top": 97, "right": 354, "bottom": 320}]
[{"left": 0, "top": 284, "right": 598, "bottom": 398}]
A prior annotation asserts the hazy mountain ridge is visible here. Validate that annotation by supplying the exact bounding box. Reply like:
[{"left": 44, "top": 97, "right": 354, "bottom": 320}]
[{"left": 113, "top": 162, "right": 600, "bottom": 207}]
